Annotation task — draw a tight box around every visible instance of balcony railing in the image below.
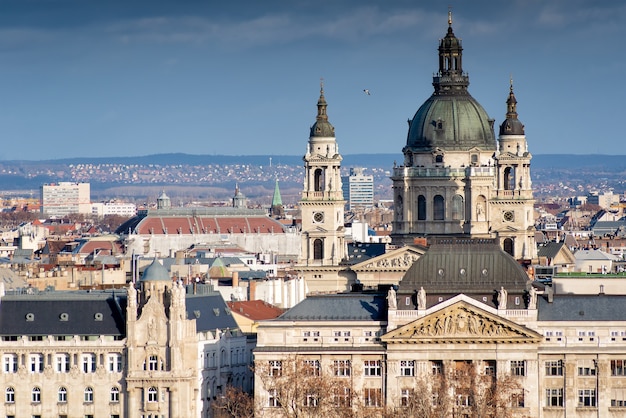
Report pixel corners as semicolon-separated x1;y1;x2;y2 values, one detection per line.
392;166;495;178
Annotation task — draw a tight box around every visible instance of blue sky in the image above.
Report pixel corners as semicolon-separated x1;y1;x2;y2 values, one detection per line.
0;0;623;160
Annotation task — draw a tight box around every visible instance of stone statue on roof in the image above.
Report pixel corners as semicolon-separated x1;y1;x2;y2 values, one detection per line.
387;287;397;310
418;286;426;309
498;286;508;309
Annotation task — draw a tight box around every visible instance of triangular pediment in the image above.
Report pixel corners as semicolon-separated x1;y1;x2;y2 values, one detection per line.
382;301;542;344
352;245;426;271
494;225;519;233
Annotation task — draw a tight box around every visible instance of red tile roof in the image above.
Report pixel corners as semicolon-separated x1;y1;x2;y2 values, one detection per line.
227;300;284;321
135;215;285;235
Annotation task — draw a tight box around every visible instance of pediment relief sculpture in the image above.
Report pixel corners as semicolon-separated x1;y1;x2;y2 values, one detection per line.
384;303;541;344
363;252;420;269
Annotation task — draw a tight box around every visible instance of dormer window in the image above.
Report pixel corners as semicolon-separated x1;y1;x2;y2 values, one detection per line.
435;155;444;164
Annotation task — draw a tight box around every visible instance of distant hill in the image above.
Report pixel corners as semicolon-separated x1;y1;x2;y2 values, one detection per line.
17;153;625;170
0;154;622;198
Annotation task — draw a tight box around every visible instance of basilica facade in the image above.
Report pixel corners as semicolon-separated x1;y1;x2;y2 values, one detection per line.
391;12;536;263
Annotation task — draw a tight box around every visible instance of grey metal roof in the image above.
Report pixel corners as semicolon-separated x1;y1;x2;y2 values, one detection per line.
538;294;626;321
276;293;387;321
0;291;126;336
537;242;565;259
185;293;239;332
399;238;529;294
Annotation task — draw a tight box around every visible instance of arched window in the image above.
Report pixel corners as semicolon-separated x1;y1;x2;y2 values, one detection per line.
434;195;445;220
452;195;464;220
313;239;323;260
417;195;426;220
314;168;324;192
504;167;515;190
5;387;14;403
32;387;41;403
58;387;67;403
503;238;514;256
84;387;93;403
148;387;158;403
110;387;120;403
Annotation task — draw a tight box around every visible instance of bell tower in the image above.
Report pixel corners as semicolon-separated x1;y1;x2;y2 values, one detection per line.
299;81;346;265
491;80;537;261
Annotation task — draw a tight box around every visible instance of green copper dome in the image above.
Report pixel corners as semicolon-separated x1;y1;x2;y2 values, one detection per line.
404;12;496;153
406;95;495;151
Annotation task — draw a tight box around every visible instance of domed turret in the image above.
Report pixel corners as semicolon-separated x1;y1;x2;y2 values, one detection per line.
499;80;525;136
404;11;496;153
141;258;170;282
309;83;335;138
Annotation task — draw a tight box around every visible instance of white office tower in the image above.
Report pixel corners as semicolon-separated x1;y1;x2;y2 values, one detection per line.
40;182;91;218
342;167;374;212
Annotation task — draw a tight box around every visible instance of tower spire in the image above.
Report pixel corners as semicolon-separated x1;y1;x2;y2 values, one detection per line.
316;77;328;122
434;9;468;95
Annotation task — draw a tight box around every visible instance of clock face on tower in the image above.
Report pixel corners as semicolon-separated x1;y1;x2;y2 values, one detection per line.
313;212;325;223
503;211;514;222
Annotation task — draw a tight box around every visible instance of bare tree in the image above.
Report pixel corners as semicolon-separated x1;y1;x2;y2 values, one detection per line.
212;385;254;418
255;355;387;418
393;361;523;418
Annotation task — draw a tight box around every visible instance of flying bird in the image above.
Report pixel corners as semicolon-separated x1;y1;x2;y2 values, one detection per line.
363;89;371;95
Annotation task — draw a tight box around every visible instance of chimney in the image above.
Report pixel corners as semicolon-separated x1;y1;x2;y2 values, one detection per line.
249;280;257;300
232;271;239;288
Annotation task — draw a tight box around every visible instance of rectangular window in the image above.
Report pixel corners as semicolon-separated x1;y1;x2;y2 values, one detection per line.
334;360;351;377
148;355;158;371
611;360;626;376
334;387;351;408
30;354;44;373
510;360;526;376
545;360;563;376
578;389;596;407
3;354;17;373
484;360;496;376
269;360;282;377
268;389;280;407
611;388;626;407
82;354;96;373
363;388;382;407
400;360;415;376
303;360;320;376
546;388;564;407
108;354;122;372
401;388;413;407
456;393;471;407
304;392;318;407
431;360;443;375
364;360;381;376
512;391;525;408
578;360;597;376
56;354;70;373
